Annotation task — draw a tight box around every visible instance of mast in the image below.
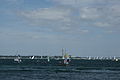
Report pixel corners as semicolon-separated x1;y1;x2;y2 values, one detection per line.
62;48;64;59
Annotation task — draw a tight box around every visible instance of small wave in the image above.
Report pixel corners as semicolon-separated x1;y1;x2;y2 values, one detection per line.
76;67;120;71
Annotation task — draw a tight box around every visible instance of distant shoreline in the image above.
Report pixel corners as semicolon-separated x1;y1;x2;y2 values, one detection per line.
0;55;120;60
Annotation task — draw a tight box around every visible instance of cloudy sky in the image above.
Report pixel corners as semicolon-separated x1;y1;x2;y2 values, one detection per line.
0;0;120;56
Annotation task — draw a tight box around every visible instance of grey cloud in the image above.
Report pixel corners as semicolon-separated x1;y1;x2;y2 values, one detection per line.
20;7;89;34
19;0;120;35
20;8;71;21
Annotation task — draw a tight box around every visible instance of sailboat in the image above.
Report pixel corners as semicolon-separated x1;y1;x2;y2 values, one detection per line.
14;55;22;63
59;48;71;66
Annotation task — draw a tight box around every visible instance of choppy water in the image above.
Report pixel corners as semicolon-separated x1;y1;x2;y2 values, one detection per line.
0;65;120;80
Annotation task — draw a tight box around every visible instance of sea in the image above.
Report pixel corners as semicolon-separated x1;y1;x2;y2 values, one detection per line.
0;59;120;80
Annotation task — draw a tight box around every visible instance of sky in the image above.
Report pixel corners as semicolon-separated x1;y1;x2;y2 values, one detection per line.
0;0;120;56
